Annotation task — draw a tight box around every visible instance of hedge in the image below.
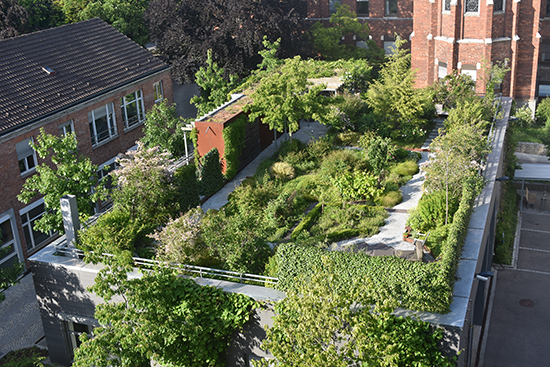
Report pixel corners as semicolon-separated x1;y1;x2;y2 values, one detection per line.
276;176;482;314
200;148;224;197
222;116;247;180
174;163;200;213
290;203;323;240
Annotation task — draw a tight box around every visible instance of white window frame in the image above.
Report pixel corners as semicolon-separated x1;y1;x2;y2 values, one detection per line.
461;64;477;85
58;120;75;137
153;81;164;102
0;211;23;269
89;103;117;147
20;199;55;252
438;62;448;80
16;138;38;176
121;90;145;130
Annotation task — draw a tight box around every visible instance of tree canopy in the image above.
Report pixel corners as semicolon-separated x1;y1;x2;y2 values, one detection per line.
145;0;312;83
18;129;105;233
254;259;454;367
311;3;383;63
0;0;28;39
73;266;256;367
243;56;329;139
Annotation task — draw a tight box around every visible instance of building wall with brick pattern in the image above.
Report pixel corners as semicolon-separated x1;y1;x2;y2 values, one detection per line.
0;69;172;265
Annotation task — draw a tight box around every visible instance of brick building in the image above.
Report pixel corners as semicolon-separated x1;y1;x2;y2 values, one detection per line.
307;0;550;108
0;18;172;269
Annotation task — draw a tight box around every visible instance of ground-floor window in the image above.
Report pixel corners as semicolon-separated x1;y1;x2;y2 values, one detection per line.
0;212;22;269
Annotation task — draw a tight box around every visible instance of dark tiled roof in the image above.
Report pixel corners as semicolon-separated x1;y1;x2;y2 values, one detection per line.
0;18;169;135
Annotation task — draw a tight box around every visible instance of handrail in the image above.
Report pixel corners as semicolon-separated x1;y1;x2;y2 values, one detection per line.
54;243;278;286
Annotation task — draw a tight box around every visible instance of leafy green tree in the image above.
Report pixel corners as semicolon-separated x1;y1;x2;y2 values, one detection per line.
110;142;178;226
362;135;397;187
18;0;63;30
202;208;271;274
421;123;488;225
58;0;149;45
244;56;329;140
431;70;477;111
254;259;454;367
536;97;550;128
18;128;105;233
190;49;238;117
310;3;383;62
0;251;24;302
365;36;432;141
141;100;189;157
73;266;256;367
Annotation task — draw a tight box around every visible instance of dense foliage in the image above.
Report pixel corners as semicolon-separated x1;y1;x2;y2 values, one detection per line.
191;49;238;117
145;0;311;83
365;37;433;142
243;56;330;139
310;4;383;63
173;163;200;213
222;116;247;180
73;267;256;367
0;0;28;39
200;148;224;196
141;100;190;158
255;261;454;367
18;128;105;233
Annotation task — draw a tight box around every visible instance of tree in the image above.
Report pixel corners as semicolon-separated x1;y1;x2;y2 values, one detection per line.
365;36;432;141
0;248;24;302
0;0;28;39
57;0;149;45
18;128;104;234
310;3;383;62
145;0;312;83
140;100;189;157
243;56;329;140
254;259;454;367
190;49;238;117
421;122;488;225
73;266;256;367
110;142;177;225
18;0;63;31
362;135;397;187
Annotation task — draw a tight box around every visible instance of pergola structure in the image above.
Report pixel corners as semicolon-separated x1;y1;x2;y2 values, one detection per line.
515;163;550;210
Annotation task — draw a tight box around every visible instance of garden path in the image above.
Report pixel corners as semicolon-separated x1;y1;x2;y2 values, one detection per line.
331;151;429;253
201;120;330;211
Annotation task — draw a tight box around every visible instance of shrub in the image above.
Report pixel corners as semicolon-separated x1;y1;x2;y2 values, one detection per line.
514;105;534;128
291;202;322;240
151;207;210;266
270;161;296;181
334;131;362;146
318;149;368;177
330;171;382;201
200;148;224;196
222;116;246;180
536;97;550;128
173;163;200;213
306;137;333;162
377;190;403;207
424;224;449;259
407;191;459;232
392;161;419;176
79;208;150;261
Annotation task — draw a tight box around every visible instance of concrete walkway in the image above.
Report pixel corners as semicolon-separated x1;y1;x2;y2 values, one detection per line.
202;120;330;211
331;152;428;253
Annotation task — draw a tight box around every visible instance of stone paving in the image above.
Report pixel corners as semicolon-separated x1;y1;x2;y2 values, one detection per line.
0;273;44;359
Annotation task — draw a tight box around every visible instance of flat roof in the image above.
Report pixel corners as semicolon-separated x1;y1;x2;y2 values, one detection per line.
514;163;550;181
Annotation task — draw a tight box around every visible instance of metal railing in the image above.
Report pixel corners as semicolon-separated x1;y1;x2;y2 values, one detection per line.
54;243;278;286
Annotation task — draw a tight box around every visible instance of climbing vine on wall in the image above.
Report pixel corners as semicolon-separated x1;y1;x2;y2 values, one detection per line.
222;116;247;180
